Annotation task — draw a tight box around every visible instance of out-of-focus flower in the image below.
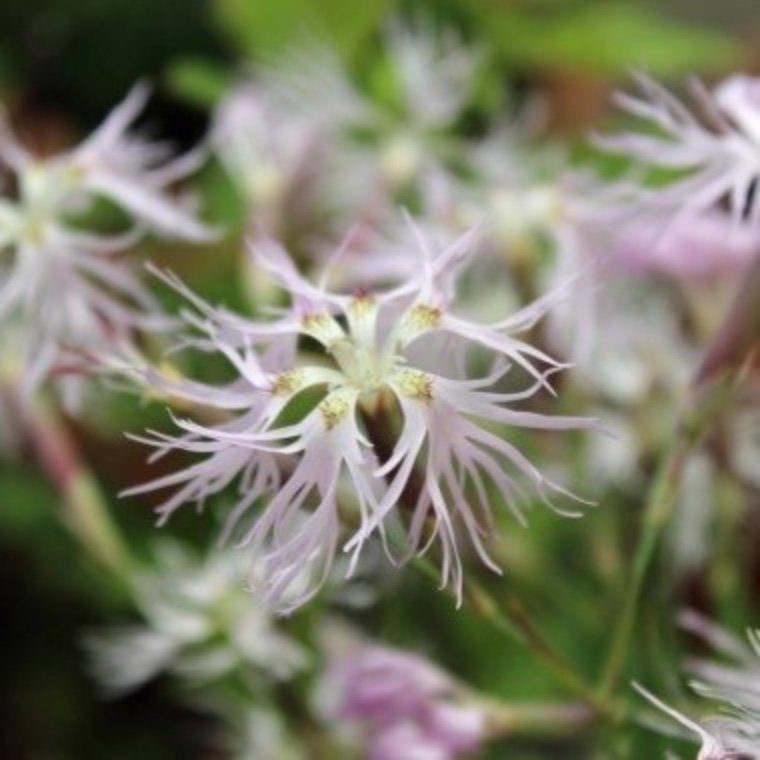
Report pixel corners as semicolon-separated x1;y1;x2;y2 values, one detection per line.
259;24;477;207
125;221;594;613
635;612;760;758
325;640;486;760
0;85;217;405
229;707;306;760
84;542;307;696
611;209;759;281
563;278;695;404
448;119;627;365
211;79;343;243
597;73;760;229
634;683;731;760
456;120;565;260
0;84;217;241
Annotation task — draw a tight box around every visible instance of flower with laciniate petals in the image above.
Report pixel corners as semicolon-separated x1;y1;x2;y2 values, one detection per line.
125;220;595;613
635;611;760;759
85;542;306;696
597;73;760;229
0;84;217;405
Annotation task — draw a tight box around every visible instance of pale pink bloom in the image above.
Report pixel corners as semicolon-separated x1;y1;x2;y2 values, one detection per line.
385;22;477;131
449;121;625;365
635;612;760;758
211;79;347;242
128;222;594;612
611;209;759;280
85;542;306;696
348;22;476;197
1;84;217;241
329;644;486;760
259;27;476;206
633;683;731;760
597;73;760;229
0;85;217;404
0;226;168;407
680;611;760;757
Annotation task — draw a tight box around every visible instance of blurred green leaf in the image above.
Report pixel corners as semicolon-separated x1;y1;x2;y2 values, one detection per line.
0;466;54;537
164;57;232;107
480;2;739;76
213;0;397;59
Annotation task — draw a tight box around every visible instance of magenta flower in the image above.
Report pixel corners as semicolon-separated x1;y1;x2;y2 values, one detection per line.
329;643;486;760
126;222;594;613
597;73;760;228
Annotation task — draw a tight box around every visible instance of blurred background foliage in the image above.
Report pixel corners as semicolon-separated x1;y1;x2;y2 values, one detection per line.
0;1;758;758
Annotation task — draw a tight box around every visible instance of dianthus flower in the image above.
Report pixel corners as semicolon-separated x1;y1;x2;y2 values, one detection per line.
0;84;216;403
597;73;760;228
327;642;487;760
125;222;595;613
258;24;477;203
611;208;759;281
85;542;306;696
635;611;760;759
211;76;345;243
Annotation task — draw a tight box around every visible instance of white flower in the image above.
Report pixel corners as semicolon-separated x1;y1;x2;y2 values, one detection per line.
635;612;760;759
0;85;217;403
125;220;595;614
85;542;307;696
597;73;760;229
211;79;344;240
257;25;477;203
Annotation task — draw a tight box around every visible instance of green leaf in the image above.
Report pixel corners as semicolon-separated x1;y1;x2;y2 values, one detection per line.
164;57;233;107
212;0;397;59
481;2;739;76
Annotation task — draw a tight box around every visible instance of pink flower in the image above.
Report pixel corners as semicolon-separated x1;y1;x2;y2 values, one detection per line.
0;85;217;404
330;644;486;760
611;209;759;280
635;611;760;758
127;221;595;613
211;79;346;242
597;73;760;228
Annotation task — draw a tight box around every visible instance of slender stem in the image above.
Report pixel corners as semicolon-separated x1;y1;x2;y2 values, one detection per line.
21;395;135;577
483;700;594;738
598;253;760;700
598;369;742;700
360;397;614;716
409;525;613;713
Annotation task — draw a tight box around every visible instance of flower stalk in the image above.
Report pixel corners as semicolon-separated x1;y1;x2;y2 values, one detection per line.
597;253;760;701
21;396;134;577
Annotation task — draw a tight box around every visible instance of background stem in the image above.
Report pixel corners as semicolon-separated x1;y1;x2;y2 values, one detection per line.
21;395;135;577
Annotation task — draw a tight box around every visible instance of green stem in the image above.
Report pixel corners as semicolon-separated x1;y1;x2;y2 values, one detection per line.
483;700;594;738
22;396;135;578
597;372;738;701
361;398;613;717
412;554;616;718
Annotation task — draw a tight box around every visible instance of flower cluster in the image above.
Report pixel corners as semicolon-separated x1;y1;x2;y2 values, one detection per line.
0;85;215;407
125;222;594;613
210;24;478;258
